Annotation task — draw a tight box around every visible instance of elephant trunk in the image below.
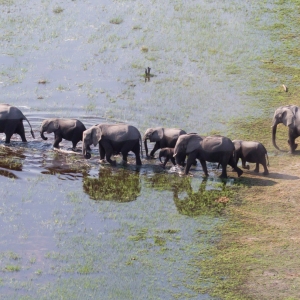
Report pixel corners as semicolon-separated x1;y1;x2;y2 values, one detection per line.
82;141;91;159
272;121;285;152
40;129;48;140
144;139;149;157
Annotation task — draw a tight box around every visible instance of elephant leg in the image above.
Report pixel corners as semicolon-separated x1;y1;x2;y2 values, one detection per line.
288;129;298;153
170;156;176;166
4;120;18;143
161;157;169;168
199;159;208;177
219;161;228;178
15;122;27;142
228;156;243;177
131;141;142;166
262;161;269;175
104;144;116;166
149;142;160;157
241;158;249;170
99;144;106;160
53;134;62;149
253;162;259;173
71;137;80;151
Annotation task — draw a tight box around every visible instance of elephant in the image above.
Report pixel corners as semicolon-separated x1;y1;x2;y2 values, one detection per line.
173;134;243;178
143;127;186;157
272;105;300;153
0;103;35;143
158;147;192;168
82;123;142;166
233;140;269;175
159;147;176;168
40;118;88;151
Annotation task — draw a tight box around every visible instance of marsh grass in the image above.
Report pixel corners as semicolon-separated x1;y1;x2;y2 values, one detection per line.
53;7;64;14
109;17;123;25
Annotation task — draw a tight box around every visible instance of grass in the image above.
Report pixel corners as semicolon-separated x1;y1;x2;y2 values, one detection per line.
109;17;123;25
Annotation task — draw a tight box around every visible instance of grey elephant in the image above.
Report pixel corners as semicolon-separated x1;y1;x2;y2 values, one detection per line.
40;118;87;151
82;123;142;166
0;103;35;143
159;147;191;168
159;147;176;168
143;127;186;157
233;140;269;175
272;105;300;153
174;134;243;178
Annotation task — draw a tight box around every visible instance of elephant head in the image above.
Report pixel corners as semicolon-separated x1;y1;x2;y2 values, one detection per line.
40;119;59;140
173;134;202;164
272;105;298;151
82;125;102;159
143;127;164;156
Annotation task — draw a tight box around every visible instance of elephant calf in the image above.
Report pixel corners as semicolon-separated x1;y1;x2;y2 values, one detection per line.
233;140;269;175
159;148;176;168
40;118;87;151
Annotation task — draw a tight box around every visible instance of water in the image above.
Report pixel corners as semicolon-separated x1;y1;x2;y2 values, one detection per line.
0;0;278;298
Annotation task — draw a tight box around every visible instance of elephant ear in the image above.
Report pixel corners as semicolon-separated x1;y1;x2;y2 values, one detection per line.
92;126;102;146
47;119;59;133
186;135;202;153
150;128;164;142
232;140;242;152
282;108;295;127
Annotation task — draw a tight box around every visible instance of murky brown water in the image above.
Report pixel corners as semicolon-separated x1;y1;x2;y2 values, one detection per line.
0;0;278;298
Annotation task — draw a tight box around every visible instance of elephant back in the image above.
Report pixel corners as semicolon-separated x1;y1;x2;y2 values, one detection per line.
202;135;234;153
101;124;141;141
164;128;186;140
0;104;24;120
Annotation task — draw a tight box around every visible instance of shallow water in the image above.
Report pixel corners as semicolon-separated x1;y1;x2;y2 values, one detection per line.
0;0;278;298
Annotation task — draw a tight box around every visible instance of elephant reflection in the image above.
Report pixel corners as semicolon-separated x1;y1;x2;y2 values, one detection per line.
173;178;231;216
83;168;141;202
41;152;89;179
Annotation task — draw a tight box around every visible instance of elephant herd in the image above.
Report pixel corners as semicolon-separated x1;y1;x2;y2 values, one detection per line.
0;103;298;178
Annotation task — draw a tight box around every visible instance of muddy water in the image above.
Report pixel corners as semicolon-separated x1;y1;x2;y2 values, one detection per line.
0;0;275;298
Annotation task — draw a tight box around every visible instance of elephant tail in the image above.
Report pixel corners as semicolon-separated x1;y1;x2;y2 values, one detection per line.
139;133;143;158
24;116;35;139
266;152;270;167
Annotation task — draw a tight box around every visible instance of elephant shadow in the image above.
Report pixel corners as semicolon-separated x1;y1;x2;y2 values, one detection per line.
83;168;141;202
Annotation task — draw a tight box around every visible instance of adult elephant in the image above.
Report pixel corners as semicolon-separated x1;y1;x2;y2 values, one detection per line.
233;140;269;175
40;118;87;151
272;105;300;153
0;103;35;143
82;123;142;166
174;134;243;178
143;127;186;157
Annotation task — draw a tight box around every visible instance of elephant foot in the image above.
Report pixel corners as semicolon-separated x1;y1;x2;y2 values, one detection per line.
263;171;269;176
236;168;243;177
121;160;128;166
71;147;77;152
253;169;259;173
84;153;91;159
219;174;228;179
110;160;117;167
